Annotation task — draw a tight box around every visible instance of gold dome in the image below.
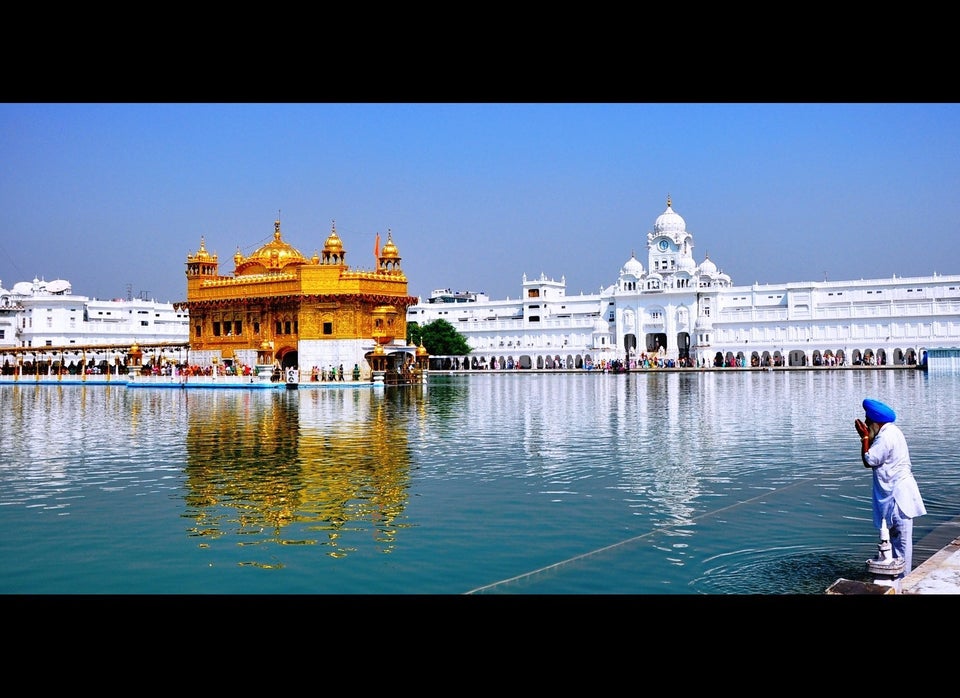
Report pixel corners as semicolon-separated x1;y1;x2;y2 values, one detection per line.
324;228;344;253
237;219;307;274
380;231;399;259
187;236;217;263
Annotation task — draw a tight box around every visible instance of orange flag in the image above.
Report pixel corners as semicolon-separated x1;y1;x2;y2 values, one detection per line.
374;232;381;259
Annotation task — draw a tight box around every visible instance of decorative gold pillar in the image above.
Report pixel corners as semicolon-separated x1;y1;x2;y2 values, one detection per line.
255;340;275;382
128;343;142;379
416;340;429;384
371;343;386;384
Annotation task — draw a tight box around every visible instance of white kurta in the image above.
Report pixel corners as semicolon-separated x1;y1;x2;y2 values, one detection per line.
863;422;927;527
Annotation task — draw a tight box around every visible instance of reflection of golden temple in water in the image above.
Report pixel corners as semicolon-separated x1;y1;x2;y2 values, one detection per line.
182;389;414;561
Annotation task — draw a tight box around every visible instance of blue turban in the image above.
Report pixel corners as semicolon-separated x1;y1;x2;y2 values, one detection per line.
863;398;896;423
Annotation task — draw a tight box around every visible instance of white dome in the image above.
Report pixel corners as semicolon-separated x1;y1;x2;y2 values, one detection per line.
698;256;718;275
678;256;697;272
621;255;644;276
653;196;686;235
47;279;71;294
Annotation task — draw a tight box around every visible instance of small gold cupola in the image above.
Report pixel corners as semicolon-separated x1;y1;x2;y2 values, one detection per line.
322;220;346;265
186;236;219;277
377;229;402;273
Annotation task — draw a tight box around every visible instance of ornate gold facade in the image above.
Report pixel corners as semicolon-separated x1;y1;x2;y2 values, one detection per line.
178;220;418;367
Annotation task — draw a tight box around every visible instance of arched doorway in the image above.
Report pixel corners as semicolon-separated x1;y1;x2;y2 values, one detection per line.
278;349;298;369
676;332;690;361
646;333;667;354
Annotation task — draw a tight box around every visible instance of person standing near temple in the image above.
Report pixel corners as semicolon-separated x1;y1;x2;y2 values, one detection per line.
855;398;927;577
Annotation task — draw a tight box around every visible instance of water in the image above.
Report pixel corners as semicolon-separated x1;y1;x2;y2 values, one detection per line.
2;369;958;595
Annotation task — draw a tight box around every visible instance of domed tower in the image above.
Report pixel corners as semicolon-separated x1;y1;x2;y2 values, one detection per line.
618;252;644;293
646;195;695;284
698;254;718;280
186;236;218;276
321;221;346;266
377;230;402;273
185;237;221;299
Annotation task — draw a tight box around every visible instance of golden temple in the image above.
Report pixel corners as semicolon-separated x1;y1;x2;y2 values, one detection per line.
177;218;420;379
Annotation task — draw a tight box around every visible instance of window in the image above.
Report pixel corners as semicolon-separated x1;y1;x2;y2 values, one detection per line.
195;325;202;337
140;321;149;327
323;322;332;335
213;322;221;336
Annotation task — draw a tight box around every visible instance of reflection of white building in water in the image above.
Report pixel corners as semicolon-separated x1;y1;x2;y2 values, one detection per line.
0;277;189;370
407;196;960;369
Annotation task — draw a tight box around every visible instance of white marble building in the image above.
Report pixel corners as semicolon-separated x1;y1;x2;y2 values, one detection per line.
0;277;189;370
407;197;960;369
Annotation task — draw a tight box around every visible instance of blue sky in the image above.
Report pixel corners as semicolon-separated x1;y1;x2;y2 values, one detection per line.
1;103;958;303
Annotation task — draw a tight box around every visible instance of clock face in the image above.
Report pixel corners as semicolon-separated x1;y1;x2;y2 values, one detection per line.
658;239;669;252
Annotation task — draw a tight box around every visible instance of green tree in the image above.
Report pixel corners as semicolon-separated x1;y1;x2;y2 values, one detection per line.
406;321;421;346
414;319;471;356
